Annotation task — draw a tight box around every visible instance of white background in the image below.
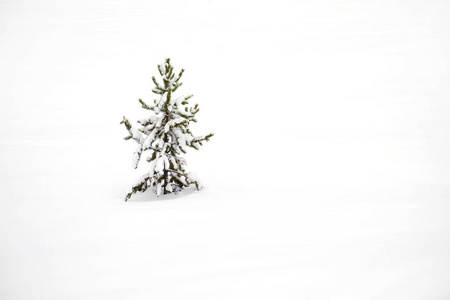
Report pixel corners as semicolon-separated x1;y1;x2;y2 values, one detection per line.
1;0;450;299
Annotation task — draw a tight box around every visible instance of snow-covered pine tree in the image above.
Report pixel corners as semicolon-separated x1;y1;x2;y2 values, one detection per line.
120;58;213;201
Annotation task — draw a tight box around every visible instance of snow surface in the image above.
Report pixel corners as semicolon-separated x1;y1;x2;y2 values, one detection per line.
1;0;450;299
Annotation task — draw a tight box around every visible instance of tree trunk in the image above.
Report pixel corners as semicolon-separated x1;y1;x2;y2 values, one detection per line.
163;169;168;194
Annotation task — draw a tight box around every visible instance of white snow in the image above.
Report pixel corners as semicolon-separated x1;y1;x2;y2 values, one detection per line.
187;172;199;182
131;173;149;187
156;181;162;196
154;156;165;173
132;151;140;169
130;127;142;140
187;172;202;189
1;0;450;299
142;129;157;149
163;155;170;170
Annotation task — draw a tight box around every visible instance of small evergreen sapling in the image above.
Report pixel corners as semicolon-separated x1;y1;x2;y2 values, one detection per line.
120;58;213;201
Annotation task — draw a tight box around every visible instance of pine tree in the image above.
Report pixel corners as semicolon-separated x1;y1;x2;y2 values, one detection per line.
120;58;213;201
